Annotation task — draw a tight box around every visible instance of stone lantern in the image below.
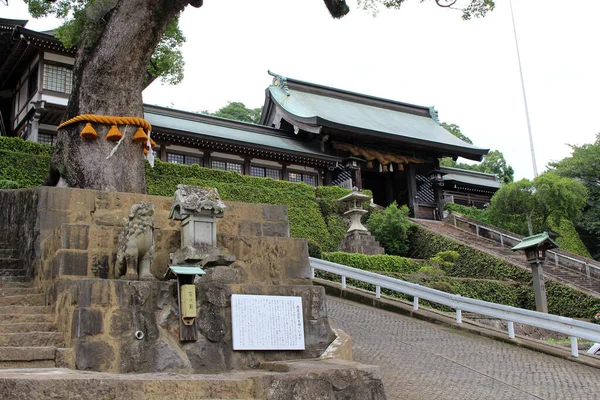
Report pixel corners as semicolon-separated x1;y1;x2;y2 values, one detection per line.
511;232;558;313
337;188;384;255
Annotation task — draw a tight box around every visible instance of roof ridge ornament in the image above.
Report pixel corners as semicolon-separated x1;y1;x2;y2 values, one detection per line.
429;106;441;125
268;70;290;96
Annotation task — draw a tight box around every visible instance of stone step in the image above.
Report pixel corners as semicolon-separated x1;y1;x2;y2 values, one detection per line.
0;286;41;296
0;346;56;369
0;249;16;258
0;314;54;323
0;332;64;347
0;268;26;277
0;258;23;270
0;322;57;333
0;281;33;289
0;305;50;315
0;294;45;307
0;276;31;285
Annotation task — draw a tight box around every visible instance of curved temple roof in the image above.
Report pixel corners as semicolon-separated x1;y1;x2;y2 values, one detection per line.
261;74;489;161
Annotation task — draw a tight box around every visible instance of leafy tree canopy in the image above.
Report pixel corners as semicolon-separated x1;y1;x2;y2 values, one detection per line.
204;102;262;124
440;123;514;184
549;133;600;258
487;172;587;236
24;0;186;85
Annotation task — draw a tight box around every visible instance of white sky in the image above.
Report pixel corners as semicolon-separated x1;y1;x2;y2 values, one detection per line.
4;0;600;180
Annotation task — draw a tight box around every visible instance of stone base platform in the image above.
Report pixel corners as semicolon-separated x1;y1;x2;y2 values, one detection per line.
0;359;386;400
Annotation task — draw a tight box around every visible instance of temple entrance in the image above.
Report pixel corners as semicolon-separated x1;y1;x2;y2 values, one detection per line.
362;169;409;209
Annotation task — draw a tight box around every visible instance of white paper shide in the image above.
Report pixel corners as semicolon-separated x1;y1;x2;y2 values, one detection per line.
231;294;305;350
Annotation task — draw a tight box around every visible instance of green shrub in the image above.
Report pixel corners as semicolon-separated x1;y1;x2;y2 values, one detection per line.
0;150;51;188
0;180;21;189
409;226;531;282
444;203;490;224
553;219;591;258
323;252;424;274
0;137;53;156
307;240;323;259
367;202;413;256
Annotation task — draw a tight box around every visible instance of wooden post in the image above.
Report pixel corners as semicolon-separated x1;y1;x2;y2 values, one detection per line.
406;163;418;217
177;274;198;341
354;167;363;190
203;151;212;169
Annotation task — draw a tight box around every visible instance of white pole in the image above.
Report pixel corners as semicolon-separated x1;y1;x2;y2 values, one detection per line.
509;0;538;177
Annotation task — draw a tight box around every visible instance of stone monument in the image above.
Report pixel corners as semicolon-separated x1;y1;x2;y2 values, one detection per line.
338;188;384;255
115;202;156;280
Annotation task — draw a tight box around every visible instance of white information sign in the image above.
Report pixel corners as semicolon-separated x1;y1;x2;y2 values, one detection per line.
231;294;305;351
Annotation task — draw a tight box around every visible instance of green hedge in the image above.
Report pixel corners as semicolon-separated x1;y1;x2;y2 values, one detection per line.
444;203;490;224
0;137;53;156
323;251;425;274
409;226;532;282
0;149;51;188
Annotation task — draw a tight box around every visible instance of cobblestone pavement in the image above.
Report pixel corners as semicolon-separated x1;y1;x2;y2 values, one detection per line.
326;296;600;400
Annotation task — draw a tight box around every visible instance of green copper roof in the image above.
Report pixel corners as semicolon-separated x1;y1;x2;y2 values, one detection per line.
144;107;339;163
511;232;559;251
264;76;489;161
442;173;500;189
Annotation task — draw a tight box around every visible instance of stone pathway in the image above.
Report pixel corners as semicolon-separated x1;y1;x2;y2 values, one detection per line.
327;296;600;400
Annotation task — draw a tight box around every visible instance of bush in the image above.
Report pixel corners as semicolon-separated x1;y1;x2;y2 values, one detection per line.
367;202;413;256
307;240;323;259
0;180;21;189
323;252;425;274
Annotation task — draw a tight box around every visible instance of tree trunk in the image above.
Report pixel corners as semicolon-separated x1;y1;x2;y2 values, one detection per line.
51;0;189;193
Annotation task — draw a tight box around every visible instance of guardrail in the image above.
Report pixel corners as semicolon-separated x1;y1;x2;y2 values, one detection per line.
450;214;600;279
310;257;600;357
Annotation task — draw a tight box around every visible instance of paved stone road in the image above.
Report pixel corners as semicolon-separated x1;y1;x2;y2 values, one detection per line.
326;296;600;400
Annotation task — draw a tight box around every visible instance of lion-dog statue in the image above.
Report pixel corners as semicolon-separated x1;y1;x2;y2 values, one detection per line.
115;202;155;280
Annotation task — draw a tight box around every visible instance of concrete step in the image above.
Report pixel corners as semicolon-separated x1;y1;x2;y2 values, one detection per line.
0;306;50;315
0;322;57;333
0;346;55;369
0;286;41;296
0;332;64;347
0;314;54;323
0;294;45;307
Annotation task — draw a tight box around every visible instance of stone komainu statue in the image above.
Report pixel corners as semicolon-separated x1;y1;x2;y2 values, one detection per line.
115;202;155;280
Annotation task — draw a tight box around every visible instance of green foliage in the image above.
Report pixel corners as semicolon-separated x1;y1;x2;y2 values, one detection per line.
26;0;186;85
429;250;460;268
207;102;263;124
488;173;587;235
357;0;495;19
553;219;592;258
323;252;425;274
550;136;600;259
0;180;21;189
409;226;532;282
367;202;413;256
307;240;323;259
0;138;52;188
0;137;53;156
444;203;490;224
146;16;185;85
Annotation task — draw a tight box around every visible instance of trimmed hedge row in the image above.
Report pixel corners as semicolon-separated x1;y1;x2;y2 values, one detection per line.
0;149;51;188
409;226;532;282
323;251;426;274
0;137;53;156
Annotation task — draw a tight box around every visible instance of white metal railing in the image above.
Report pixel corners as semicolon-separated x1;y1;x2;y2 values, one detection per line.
310;257;600;357
450;214;600;278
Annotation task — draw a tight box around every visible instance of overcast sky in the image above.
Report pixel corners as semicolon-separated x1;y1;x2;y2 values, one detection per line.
5;0;600;180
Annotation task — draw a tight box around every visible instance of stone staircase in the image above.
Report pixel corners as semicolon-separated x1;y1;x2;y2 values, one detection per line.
413;219;600;296
0;244;64;369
